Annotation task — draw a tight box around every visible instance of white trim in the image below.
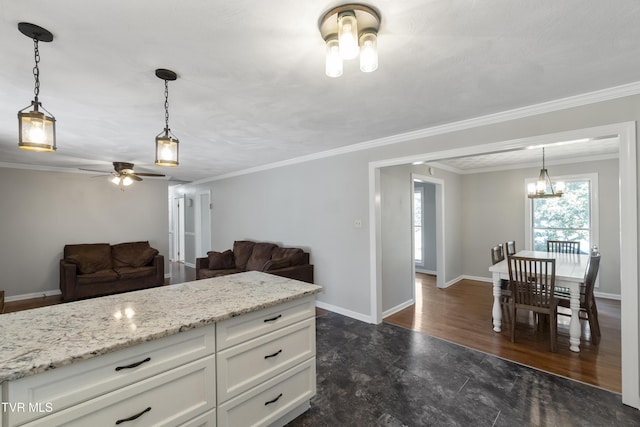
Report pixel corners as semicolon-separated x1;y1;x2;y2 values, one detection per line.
369;121;638;408
5;289;61;302
443;275;465;288
315;301;372;323
382;299;415;319
594;291;621;301
191;82;640;184
416;268;437;275
462;275;493;283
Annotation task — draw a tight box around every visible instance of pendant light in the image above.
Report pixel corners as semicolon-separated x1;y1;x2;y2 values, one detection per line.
155;69;179;167
527;148;565;198
17;23;56;152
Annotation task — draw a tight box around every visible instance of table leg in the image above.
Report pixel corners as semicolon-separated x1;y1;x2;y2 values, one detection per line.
569;285;581;352
492;275;502;332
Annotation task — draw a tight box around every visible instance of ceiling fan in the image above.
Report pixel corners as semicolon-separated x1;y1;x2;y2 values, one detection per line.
80;162;165;187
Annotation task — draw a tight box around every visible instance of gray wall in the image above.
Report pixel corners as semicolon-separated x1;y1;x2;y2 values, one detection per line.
0;167;169;298
461;158;621;294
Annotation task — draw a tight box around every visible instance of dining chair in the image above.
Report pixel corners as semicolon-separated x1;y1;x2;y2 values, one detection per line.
507;256;558;352
547;240;581;254
491;244;505;265
505;240;516;256
556;254;601;344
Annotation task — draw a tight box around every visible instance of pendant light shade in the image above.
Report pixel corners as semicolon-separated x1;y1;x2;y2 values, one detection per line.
337;11;359;60
527;148;564;198
359;31;378;72
325;36;343;78
17;23;56;152
154;69;179;167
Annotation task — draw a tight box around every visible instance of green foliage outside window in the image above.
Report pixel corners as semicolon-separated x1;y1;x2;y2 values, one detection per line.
532;181;590;253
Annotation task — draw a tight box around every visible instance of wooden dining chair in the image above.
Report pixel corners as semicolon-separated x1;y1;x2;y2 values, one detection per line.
507;256;558;352
491;244;505;265
556;254;601;344
547;240;581;254
505;240;516;256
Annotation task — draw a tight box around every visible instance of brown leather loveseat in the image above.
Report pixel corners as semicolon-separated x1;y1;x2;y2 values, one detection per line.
196;240;314;283
60;241;164;301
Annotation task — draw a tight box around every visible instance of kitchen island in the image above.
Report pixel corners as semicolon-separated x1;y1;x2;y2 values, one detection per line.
0;271;322;426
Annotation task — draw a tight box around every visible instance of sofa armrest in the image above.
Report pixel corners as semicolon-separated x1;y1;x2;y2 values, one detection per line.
267;264;314;284
152;254;165;285
195;257;209;279
59;260;78;301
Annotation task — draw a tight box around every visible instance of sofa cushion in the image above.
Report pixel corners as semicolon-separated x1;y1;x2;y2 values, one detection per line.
115;266;156;280
233;241;256;270
271;247;306;266
246;243;277;271
64;243;112;274
77;269;119;285
207;250;235;270
263;257;291;271
198;268;243;279
112;241;157;268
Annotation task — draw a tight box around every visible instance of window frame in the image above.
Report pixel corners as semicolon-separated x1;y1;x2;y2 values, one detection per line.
524;172;599;256
413;185;424;266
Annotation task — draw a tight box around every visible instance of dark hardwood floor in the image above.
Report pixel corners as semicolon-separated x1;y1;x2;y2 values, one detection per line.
384;273;622;393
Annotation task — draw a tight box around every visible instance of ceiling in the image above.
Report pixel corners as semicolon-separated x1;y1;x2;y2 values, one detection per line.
1;1;639;183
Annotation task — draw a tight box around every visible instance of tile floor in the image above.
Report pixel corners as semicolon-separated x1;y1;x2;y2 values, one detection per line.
288;311;640;427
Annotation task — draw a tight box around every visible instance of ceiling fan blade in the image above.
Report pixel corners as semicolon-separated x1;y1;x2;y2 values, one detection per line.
128;173;143;182
79;168;111;174
134;172;166;177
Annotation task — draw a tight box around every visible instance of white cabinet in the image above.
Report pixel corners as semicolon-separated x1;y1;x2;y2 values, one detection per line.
216;295;316;427
2;326;216;427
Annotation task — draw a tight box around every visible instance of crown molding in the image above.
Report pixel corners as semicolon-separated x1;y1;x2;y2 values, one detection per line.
193;80;640;184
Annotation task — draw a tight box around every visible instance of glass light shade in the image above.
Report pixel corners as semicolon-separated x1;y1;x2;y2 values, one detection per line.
111;176;121;185
18;103;56;152
325;37;343;77
527;182;536;196
122;176;133;186
555;181;565;194
155;130;179;167
359;32;378;72
338;12;359;60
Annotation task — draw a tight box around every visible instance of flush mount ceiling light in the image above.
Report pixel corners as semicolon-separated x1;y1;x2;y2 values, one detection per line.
318;4;381;77
527;148;565;198
154;69;179;167
17;22;56;152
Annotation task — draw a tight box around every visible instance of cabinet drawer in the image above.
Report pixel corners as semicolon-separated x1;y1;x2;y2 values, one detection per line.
23;355;216;427
217;318;315;402
6;325;215;425
217;359;316;427
182;408;216;427
217;296;315;350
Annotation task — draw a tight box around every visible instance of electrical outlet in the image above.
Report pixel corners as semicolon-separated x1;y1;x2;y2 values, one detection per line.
354;219;363;228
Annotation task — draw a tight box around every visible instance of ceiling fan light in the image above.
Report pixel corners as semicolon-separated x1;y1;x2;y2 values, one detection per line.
111;176;121;185
18;105;56;152
122;176;134;186
155;131;179;167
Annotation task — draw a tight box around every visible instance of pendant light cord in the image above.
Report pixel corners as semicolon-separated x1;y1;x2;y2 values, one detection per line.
32;37;40;102
164;79;170;131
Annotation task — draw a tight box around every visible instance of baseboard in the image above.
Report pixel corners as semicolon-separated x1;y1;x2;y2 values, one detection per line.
5;289;62;303
442;275;466;288
594;291;621;300
184;262;195;268
416;268;437;275
382;299;415;318
315;300;373;324
462;275;493;283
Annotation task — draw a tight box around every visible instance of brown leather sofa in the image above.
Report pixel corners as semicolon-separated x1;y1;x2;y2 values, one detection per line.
196;240;314;283
60;241;164;301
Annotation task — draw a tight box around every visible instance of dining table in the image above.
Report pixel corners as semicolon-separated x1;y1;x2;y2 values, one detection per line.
489;250;591;352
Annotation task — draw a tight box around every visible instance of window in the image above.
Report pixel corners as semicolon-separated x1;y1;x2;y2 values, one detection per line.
529;175;597;254
414;186;424;265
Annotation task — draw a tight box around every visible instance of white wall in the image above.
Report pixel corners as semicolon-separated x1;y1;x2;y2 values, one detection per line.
0;168;169;298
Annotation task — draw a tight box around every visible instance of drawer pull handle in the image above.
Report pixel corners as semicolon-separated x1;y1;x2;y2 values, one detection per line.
115;406;151;424
265;393;283;406
115;357;151;371
264;314;282;323
264;349;283;359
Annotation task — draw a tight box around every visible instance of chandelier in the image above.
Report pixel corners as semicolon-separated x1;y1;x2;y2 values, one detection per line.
154;69;179;167
17;23;56;152
528;148;564;198
318;4;381;77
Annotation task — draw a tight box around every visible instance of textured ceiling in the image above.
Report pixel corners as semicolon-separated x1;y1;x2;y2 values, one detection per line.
1;1;639;182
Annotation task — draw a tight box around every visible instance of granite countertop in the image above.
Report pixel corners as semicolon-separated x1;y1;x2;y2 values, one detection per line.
0;271;322;383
